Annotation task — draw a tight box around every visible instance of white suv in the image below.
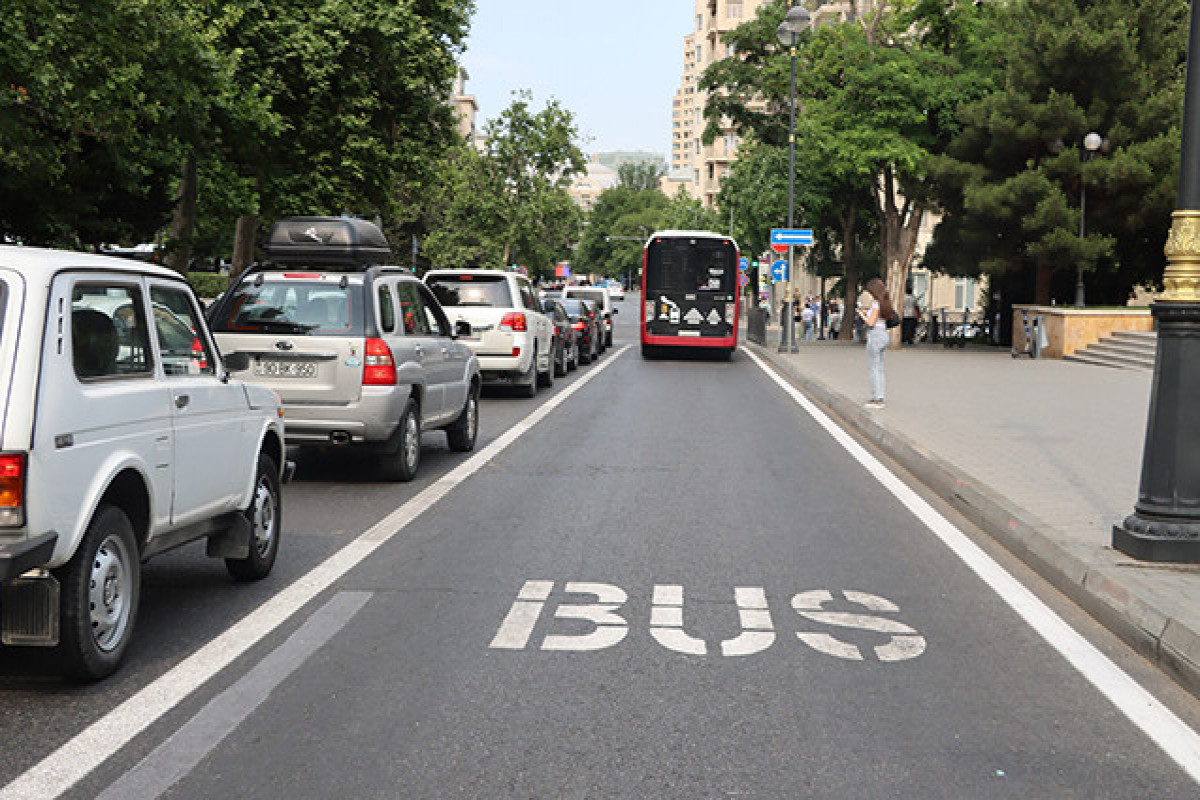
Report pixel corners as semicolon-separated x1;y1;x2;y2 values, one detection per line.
425;269;555;396
0;246;289;681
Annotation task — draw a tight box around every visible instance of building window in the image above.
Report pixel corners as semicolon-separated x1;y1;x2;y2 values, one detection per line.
728;2;743;19
912;271;929;308
954;278;977;311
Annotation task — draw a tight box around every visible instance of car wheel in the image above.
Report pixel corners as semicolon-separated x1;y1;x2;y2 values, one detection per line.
226;453;282;582
537;342;554;388
567;340;579;371
606;331;613;347
379;398;421;482
553;338;567;377
446;385;479;452
517;347;538;397
579;340;592;365
56;505;140;682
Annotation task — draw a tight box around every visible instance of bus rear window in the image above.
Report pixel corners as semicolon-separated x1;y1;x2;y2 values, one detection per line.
427;275;513;308
646;239;736;293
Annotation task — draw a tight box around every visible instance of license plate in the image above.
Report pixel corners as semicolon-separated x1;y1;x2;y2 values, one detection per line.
253;360;316;378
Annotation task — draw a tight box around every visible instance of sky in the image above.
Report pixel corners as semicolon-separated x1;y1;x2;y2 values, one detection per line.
461;0;694;158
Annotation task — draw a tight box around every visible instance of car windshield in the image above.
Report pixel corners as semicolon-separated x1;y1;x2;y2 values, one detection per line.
211;280;364;335
427;275;513;308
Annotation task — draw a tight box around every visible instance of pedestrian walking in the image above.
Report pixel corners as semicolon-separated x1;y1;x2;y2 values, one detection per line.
857;277;894;409
801;302;816;341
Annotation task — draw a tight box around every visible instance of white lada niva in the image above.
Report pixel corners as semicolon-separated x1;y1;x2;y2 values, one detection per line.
0;246;290;681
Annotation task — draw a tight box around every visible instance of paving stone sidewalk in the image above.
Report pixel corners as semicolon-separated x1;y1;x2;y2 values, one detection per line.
747;331;1200;697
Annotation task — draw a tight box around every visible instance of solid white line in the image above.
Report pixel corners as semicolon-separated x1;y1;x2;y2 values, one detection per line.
1;347;629;800
746;349;1200;785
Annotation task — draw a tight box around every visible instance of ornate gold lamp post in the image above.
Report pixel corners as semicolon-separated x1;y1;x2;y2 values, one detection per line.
1113;2;1200;561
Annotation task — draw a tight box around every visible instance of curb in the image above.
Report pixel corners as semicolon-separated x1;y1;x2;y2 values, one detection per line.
748;341;1200;699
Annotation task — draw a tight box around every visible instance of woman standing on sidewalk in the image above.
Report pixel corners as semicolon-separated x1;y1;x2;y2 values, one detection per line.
858;277;894;409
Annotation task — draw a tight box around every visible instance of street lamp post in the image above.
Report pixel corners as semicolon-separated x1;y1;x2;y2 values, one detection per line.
1113;3;1200;561
776;3;810;354
1075;131;1104;308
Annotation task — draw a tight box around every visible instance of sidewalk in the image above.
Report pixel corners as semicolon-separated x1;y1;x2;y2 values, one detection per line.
747;328;1200;698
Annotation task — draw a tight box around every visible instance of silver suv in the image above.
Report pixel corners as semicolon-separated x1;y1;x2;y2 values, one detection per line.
0;246;289;681
208;218;481;482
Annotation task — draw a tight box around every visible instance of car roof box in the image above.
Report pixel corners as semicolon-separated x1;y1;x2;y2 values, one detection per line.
264;217;391;267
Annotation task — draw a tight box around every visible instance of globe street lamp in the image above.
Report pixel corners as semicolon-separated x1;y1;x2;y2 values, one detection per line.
776;3;810;354
1075;131;1105;308
1113;3;1200;561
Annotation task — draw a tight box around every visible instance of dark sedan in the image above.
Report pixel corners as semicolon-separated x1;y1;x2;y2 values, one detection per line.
557;297;600;365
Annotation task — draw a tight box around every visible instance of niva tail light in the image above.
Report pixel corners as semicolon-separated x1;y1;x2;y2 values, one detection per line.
363;338;397;385
0;453;26;527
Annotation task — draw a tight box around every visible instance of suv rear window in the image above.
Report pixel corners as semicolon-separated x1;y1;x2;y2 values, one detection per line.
427;275;513;308
211;280;365;335
566;289;606;308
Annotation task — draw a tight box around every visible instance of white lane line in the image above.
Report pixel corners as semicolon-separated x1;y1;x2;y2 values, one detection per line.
94;591;372;800
1;347;629;800
747;349;1200;785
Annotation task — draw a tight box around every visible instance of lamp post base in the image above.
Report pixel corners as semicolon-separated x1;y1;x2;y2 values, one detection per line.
1112;301;1200;562
1113;516;1200;562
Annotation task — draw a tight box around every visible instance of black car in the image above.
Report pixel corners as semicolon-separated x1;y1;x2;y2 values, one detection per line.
542;298;577;374
557;297;600;365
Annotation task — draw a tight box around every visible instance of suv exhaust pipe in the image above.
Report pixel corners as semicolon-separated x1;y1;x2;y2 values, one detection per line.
329;431;351;445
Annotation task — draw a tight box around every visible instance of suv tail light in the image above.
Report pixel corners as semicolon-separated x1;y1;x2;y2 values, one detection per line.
499;312;527;332
363;338;397;385
0;454;25;527
571;321;586;332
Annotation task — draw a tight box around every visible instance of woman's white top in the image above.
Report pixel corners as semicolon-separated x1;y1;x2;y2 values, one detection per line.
871;300;886;330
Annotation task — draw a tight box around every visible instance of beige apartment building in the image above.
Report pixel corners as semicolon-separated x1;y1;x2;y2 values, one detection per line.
670;0;769;206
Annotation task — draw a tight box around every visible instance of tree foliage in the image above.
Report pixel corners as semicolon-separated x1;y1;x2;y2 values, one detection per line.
422;92;586;280
927;0;1187;305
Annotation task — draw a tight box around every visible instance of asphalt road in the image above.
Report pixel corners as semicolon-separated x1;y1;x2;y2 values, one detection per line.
3;295;1200;799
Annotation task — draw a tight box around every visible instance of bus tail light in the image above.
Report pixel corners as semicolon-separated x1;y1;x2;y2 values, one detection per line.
499;312;527;332
0;454;25;527
363;338;397;385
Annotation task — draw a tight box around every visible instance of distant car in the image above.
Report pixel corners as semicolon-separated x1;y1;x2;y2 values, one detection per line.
558;297;600;365
563;285;616;347
0;246;290;681
607;281;625;302
542;298;577;375
208;217;481;483
425;269;555;396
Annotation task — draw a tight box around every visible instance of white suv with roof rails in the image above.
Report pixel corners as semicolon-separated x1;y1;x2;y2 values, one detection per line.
0;245;289;681
424;269;555;397
208;217;481;483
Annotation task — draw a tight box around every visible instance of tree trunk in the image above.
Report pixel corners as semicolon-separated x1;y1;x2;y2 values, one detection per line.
876;165;927;348
166;153;197;275
838;204;859;340
229;216;258;288
1034;260;1053;304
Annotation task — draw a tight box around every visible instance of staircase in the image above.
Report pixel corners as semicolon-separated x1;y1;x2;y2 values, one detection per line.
1064;330;1156;370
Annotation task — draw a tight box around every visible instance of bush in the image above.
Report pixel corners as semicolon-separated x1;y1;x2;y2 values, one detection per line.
187;272;228;300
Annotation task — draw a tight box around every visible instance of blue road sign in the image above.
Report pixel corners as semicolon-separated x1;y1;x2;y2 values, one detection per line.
771;259;788;282
770;228;815;246
739;256;750;271
739;272;749;288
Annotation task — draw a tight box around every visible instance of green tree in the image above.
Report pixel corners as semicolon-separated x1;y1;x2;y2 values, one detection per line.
927;0;1186;305
222;0;472;276
0;0;268;249
423;92;585;280
617;162;665;191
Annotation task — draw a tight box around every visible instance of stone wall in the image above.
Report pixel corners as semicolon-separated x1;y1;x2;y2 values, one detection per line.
1011;306;1154;358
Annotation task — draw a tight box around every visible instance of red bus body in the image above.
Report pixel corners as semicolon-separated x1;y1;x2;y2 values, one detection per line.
640;230;740;358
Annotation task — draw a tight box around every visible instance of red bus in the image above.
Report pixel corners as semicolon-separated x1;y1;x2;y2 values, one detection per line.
640;230;740;360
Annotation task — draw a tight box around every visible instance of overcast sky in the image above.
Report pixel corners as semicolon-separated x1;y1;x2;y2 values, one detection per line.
461;1;693;157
